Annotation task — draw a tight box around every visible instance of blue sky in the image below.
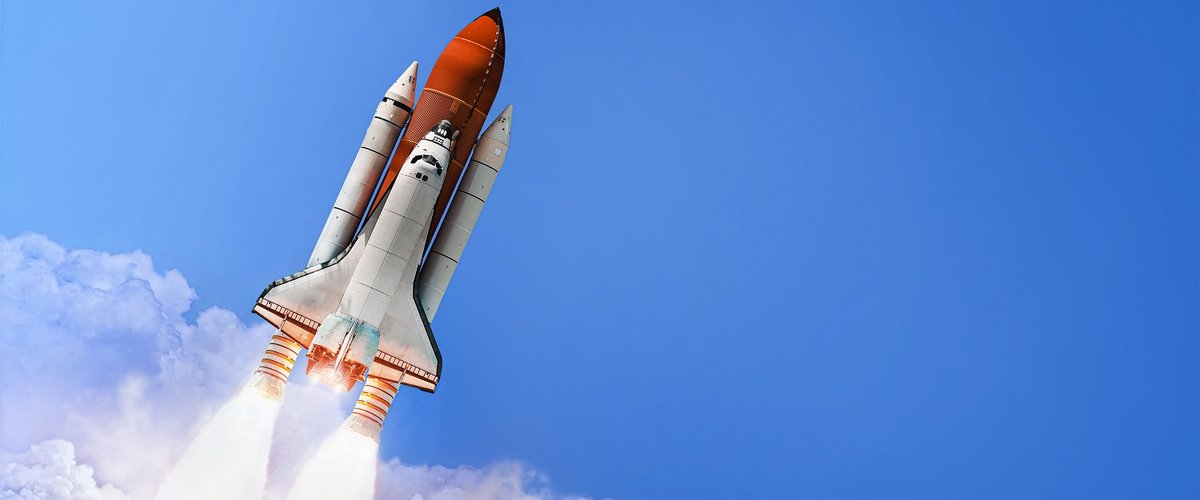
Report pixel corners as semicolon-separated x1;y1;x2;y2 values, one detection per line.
2;1;1197;498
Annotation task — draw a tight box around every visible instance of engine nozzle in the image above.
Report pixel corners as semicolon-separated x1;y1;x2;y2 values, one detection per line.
306;313;380;392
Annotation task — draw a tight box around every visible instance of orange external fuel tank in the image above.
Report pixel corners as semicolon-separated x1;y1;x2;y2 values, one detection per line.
370;8;506;243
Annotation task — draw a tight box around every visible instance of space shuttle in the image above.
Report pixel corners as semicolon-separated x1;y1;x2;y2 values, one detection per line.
245;9;509;441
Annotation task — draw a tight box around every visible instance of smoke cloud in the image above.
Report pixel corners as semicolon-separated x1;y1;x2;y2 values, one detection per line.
0;234;585;500
0;440;127;500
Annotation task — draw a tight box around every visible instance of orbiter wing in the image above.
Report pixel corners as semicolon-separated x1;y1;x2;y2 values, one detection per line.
252;190;442;392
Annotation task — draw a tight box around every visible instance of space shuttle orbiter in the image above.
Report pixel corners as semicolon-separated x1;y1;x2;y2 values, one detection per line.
244;9;509;441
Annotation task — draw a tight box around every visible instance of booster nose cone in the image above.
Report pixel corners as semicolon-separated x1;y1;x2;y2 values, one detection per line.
484;105;512;145
386;61;418;106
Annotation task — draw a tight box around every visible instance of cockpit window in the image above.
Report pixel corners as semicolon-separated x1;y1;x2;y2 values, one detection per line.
409;154;444;175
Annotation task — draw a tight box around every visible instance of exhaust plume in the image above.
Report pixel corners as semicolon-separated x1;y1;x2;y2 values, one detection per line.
155;389;281;500
284;425;379;500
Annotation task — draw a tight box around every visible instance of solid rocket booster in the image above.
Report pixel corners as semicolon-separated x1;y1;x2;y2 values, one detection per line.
308;62;418;268
248;331;303;400
343;375;400;441
305;120;455;390
417;105;511;321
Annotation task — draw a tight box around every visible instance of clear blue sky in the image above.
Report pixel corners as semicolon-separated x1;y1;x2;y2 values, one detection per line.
2;1;1197;498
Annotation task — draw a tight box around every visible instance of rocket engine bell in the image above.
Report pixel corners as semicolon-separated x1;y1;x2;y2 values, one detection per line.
308;62;419;268
306;313;379;391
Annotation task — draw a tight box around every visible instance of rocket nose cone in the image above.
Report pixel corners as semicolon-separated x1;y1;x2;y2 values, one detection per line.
401;61;418;80
482;7;505;58
453;7;505;60
484;105;512;145
483;7;502;25
387;61;419;103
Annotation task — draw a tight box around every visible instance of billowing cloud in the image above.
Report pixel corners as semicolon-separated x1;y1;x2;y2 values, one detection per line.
0;440;127;500
0;234;584;500
0;233;274;498
376;460;592;500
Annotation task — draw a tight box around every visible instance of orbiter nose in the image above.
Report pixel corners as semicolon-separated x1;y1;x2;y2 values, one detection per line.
433;119;453;139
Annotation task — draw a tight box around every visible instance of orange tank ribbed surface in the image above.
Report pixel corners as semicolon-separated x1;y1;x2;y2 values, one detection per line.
371;9;505;244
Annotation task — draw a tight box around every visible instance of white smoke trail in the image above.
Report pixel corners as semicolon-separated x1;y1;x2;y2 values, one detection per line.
0;233;588;500
284;426;378;500
154;389;281;500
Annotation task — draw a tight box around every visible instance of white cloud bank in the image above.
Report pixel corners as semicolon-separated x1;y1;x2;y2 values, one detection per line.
376;461;591;500
0;440;127;500
0;234;585;500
